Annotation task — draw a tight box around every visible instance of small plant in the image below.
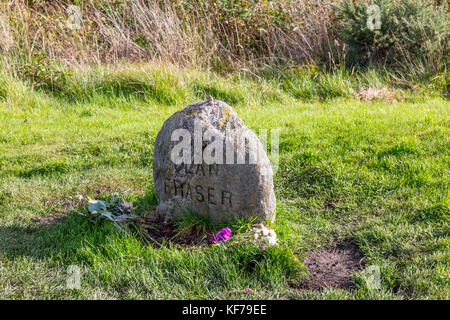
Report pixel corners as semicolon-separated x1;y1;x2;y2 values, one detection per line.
174;208;218;241
142;187;159;206
226;215;258;234
15;51;72;93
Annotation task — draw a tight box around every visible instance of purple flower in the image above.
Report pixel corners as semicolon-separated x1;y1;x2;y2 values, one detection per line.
209;228;231;243
120;201;133;214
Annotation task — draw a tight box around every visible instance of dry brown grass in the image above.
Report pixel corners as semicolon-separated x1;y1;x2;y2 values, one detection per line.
0;0;342;71
356;87;405;103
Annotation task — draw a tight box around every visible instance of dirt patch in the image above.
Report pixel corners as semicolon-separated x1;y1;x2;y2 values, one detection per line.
297;241;363;290
141;220;206;246
126;211;209;247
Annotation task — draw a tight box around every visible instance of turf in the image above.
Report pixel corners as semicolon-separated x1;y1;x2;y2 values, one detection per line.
0;64;448;299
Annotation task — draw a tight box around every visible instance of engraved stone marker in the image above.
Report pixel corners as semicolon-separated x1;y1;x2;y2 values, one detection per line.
153;99;275;222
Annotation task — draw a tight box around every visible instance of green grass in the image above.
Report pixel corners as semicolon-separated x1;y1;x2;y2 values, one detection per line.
0;64;448;299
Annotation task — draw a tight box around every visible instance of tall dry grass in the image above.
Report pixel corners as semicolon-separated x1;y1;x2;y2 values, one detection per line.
0;0;342;72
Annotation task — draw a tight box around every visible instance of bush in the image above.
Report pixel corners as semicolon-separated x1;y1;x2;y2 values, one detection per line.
333;0;449;78
15;51;72;93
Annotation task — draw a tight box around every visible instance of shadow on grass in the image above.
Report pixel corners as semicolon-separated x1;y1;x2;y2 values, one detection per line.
0;187;160;262
0;212;110;261
0;189;306;299
0;188;247;261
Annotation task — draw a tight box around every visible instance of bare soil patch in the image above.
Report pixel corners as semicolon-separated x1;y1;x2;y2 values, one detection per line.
129;212;208;247
297;241;363;290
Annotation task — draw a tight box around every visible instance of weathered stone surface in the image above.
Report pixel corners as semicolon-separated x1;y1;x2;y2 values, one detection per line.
153;99;275;222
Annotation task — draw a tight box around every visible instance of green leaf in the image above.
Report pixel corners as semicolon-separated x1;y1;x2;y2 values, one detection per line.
86;188;95;201
88;199;108;214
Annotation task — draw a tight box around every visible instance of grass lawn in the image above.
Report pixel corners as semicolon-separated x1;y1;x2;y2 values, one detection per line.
0;64;448;299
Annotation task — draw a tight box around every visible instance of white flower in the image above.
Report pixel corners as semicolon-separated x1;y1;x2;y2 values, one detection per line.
251;225;277;246
266;233;277;245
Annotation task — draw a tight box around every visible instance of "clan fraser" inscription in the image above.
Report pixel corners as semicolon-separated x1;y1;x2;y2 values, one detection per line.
164;164;233;208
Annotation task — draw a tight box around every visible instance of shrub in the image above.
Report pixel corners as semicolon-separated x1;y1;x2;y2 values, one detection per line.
15;51;72;93
333;0;449;78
